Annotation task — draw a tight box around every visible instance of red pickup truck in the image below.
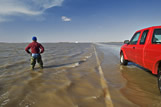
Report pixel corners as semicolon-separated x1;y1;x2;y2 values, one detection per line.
120;26;161;92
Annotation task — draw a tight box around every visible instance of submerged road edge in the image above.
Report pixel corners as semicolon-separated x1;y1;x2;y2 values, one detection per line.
93;45;114;107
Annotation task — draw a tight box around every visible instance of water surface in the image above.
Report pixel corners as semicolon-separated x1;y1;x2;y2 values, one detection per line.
0;43;160;107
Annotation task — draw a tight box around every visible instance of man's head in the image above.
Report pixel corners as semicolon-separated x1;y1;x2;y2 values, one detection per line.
32;36;37;42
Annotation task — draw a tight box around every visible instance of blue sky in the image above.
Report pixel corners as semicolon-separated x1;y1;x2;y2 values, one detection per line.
0;0;161;43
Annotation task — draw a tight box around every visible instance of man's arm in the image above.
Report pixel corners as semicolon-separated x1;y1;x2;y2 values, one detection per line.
39;44;44;54
25;44;31;54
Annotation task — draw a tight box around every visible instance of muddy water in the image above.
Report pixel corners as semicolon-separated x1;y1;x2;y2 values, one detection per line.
0;43;161;107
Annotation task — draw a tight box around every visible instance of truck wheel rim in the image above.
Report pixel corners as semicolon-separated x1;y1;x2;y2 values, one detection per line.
121;54;124;63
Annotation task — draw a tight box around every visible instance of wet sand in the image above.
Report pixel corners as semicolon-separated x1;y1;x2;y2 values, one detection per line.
0;43;161;107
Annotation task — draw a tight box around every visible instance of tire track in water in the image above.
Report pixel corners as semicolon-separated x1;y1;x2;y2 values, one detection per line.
93;45;114;107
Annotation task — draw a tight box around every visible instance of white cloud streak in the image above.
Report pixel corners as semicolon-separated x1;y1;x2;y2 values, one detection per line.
0;0;64;22
61;16;71;22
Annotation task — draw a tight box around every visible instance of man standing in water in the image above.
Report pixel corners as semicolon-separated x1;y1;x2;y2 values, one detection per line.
25;36;44;70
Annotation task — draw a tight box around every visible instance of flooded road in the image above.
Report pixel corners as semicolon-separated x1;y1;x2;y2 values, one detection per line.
0;43;161;107
97;43;161;107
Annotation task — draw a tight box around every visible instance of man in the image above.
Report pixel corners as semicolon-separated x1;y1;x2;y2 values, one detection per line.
25;36;44;70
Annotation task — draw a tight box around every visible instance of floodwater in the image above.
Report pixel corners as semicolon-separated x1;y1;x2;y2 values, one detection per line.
0;43;161;107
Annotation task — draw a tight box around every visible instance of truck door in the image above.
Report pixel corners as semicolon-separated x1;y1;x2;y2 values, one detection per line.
144;28;161;70
126;32;141;62
135;30;149;66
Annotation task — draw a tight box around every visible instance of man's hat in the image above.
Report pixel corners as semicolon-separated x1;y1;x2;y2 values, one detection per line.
32;36;37;41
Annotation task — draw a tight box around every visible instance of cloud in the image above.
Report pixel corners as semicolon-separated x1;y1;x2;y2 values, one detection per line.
0;0;64;22
61;16;71;22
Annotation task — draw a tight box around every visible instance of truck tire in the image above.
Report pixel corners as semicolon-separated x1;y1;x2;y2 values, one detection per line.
120;52;128;65
158;66;161;93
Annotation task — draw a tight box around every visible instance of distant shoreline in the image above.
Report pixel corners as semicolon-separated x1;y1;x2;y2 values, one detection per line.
100;42;124;45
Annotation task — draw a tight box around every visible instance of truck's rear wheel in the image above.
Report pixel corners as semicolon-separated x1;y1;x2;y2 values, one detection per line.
158;66;161;93
120;52;128;65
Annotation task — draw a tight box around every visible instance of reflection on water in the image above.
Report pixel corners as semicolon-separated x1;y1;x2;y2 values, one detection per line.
120;63;161;106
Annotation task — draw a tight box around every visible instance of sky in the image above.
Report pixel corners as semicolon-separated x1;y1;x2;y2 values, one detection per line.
0;0;161;43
